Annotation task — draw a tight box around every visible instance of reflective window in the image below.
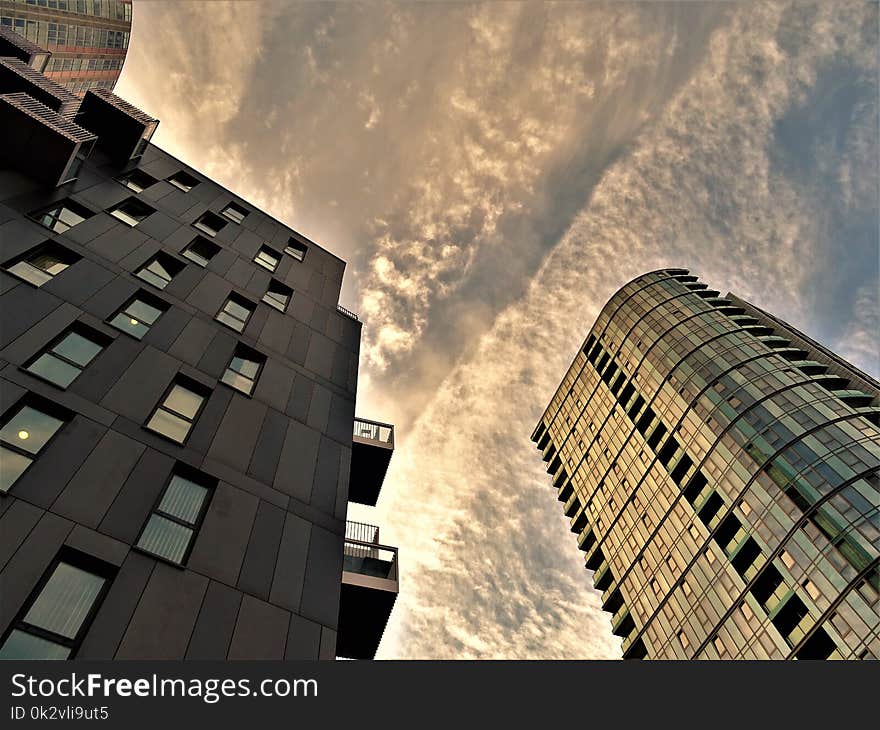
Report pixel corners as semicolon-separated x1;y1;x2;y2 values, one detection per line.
2;242;79;287
192;211;227;237
30;199;93;233
0;400;66;493
25;326;106;388
108;293;167;340
181;236;219;268
0;552;112;660
220;202;249;224
284;237;307;262
108;197;155;227
166;170;200;192
118;169;157;193
136;469;213;565
262;280;292;313
221;346;265;396
253;246;281;272
135;253;185;290
215;294;254;333
145;379;209;444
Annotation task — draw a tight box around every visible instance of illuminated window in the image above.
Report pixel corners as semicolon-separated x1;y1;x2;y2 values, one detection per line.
0;399;66;493
108;292;167;340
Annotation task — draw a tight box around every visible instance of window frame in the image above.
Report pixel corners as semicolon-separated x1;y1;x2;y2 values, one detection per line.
0;548;115;659
220;202;249;224
220;345;266;397
133;466;215;568
284;237;307;262
28;199;94;234
215;293;255;333
180;236;220;268
135;252;186;290
108;197;156;228
144;376;211;445
166;170;200;193
262;279;293;313
117;168;157;193
0;396;69;495
192;211;228;238
106;291;168;341
22;323;109;390
2;241;80;288
253;245;281;273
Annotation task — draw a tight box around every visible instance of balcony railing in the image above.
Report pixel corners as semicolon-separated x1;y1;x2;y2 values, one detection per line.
353;418;394;445
337;304;359;321
338;520;399;659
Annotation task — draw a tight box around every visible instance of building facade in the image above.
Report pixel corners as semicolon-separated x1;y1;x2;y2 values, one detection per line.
532;269;879;659
1;0;131;94
0;40;398;660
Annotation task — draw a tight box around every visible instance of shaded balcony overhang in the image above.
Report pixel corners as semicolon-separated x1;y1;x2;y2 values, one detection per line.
0;57;79;116
0;28;51;73
0;92;96;186
337;521;399;660
75;88;158;165
349;417;394;506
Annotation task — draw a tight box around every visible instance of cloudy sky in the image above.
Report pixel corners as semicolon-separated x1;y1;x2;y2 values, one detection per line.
117;1;879;659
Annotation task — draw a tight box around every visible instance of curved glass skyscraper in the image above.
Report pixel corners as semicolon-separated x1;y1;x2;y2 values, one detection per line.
532;269;879;659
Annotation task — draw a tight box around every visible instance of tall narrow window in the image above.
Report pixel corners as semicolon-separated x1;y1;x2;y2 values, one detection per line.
181;236;219;268
145;377;210;444
221;345;265;396
135;252;185;290
29;199;93;233
262;280;292;313
24;325;108;388
0;551;113;659
166;170;199;192
107;292;167;340
118;169;157;193
253;245;281;272
220;202;249;224
108;197;155;227
215;293;254;333
192;211;227;237
135;468;214;565
284;237;307;261
0;399;67;493
2;242;80;287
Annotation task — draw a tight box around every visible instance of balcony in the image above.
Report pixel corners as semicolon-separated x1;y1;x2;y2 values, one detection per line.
0;93;96;186
0;57;79;117
0;28;51;72
337;521;399;660
75;89;159;165
349;417;394;506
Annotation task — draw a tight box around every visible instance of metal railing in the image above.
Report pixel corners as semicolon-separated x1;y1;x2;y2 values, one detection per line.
353;417;394;446
343;520;398;582
336;304;359;321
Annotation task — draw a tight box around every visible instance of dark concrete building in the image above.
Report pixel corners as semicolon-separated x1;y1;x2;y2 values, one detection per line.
0;38;398;660
532;269;879;659
1;0;131;95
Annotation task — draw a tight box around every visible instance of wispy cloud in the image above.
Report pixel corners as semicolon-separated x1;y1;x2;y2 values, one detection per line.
118;1;878;658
